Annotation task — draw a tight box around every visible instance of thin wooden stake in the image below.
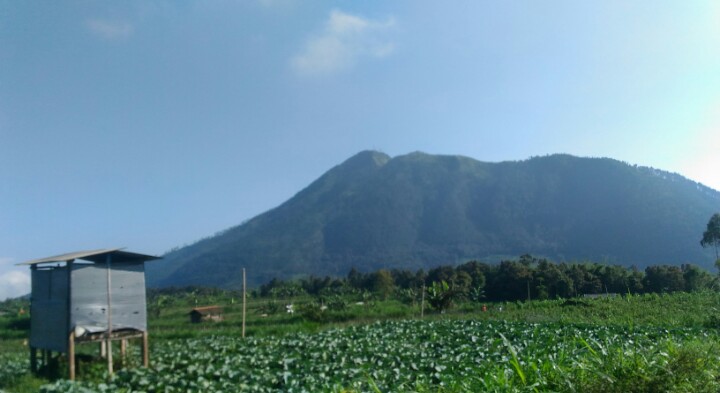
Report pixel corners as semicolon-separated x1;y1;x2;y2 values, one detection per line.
420;284;425;319
242;268;246;338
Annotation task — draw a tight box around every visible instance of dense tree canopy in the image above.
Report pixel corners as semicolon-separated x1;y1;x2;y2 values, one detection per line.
253;256;716;303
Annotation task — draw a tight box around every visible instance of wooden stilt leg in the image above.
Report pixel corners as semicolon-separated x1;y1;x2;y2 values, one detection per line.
120;339;127;368
68;331;76;381
142;331;149;368
44;350;50;377
107;337;113;375
30;347;37;374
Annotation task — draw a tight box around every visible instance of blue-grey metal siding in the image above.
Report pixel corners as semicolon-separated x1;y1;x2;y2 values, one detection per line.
30;268;69;352
70;262;147;333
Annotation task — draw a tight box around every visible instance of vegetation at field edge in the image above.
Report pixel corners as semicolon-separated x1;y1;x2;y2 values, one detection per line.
3;290;720;392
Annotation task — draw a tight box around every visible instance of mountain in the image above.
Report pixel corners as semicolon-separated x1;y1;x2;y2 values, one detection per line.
147;151;720;288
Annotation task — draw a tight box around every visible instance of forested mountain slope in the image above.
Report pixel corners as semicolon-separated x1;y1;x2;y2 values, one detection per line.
147;151;720;288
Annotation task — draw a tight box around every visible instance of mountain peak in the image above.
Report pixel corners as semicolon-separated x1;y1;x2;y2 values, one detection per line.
339;150;391;169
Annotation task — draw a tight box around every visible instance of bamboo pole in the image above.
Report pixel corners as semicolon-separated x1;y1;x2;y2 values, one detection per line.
67;260;74;379
120;339;127;368
68;331;76;380
106;254;113;376
242;268;246;338
142;331;149;367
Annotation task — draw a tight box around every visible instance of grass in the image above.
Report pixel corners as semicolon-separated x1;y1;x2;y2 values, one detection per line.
146;291;720;339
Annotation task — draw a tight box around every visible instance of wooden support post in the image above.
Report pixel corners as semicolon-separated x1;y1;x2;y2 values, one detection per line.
44;351;50;377
142;331;149;368
68;331;76;381
30;264;38;375
120;339;127;368
107;338;113;375
242;268;246;338
100;341;107;358
66;259;74;379
30;347;37;374
106;254;113;376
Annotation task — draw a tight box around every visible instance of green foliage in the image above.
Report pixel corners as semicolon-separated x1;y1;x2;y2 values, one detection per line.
298;296;354;323
397;287;420;305
30;320;720;392
643;265;685;293
468;286;485;302
426;281;459;313
369;269;395;300
704;314;720;329
701;213;720;262
5;291;720;392
317;257;713;306
325;295;348;311
0;352;30;389
257;300;282;315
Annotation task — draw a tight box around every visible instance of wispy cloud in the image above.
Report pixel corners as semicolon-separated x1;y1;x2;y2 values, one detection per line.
291;10;395;75
86;19;134;40
0;257;29;301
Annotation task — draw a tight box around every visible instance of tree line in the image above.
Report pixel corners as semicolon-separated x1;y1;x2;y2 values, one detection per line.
259;254;718;303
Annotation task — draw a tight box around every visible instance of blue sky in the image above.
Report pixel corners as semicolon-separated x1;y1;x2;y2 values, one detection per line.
2;1;719;299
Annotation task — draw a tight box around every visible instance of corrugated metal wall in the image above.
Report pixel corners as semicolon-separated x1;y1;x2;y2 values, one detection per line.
30;268;69;352
70;262;147;333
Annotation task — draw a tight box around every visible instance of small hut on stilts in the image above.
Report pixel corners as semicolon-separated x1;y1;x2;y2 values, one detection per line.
18;248;160;380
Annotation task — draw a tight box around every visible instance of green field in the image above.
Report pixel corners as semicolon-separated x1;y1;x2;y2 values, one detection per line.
2;291;720;392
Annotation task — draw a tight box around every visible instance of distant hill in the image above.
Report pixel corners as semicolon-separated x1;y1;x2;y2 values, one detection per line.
147;151;720;288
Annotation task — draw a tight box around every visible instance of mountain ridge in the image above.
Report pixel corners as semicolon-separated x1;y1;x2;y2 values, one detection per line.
147;151;720;288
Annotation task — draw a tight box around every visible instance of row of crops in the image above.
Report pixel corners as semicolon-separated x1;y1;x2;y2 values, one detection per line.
0;352;28;391
34;319;720;393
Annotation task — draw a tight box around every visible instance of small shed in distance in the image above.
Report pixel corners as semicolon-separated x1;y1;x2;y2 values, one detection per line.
18;248;160;380
190;306;224;323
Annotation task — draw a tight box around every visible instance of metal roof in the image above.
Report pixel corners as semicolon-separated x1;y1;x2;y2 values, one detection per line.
17;248;161;266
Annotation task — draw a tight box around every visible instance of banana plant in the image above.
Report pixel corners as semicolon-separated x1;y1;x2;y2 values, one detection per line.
426;280;457;313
